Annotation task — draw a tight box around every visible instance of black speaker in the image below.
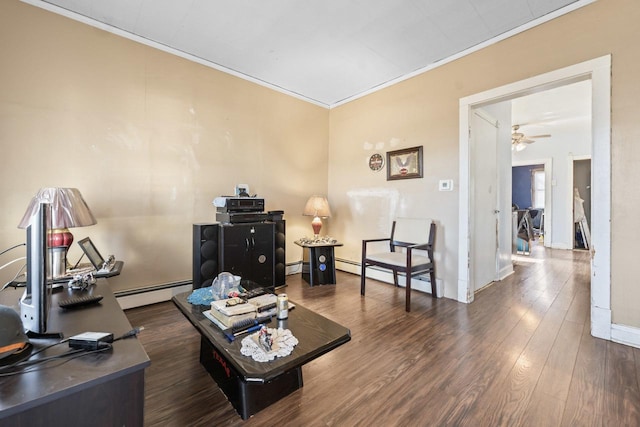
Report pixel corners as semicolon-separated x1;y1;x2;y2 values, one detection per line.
193;223;219;289
274;220;286;287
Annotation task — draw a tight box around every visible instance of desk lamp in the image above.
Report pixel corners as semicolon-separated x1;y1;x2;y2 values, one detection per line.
303;195;331;238
18;188;97;278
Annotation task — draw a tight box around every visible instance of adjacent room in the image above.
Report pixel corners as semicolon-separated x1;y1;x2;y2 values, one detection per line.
1;0;639;425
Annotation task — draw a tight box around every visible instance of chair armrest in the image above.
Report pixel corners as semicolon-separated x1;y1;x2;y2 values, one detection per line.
362;238;392;259
363;238;391;244
407;243;435;262
408;243;432;250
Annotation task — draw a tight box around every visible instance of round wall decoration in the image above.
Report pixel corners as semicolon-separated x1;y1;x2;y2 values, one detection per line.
368;153;384;171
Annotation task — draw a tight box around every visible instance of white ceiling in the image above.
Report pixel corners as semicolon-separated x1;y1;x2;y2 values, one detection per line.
24;0;591;108
512;79;591;138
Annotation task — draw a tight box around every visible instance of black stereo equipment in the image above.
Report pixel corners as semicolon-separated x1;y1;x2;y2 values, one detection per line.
215;197;265;213
216;212;269;224
193;223;219;289
199;197;285;289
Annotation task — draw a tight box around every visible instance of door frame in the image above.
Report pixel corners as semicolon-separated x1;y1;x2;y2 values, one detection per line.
458;55;611;340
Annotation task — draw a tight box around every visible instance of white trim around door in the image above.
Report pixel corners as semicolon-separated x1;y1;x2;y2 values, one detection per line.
458;55;611;341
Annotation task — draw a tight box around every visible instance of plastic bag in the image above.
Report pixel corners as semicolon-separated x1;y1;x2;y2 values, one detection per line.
211;272;241;300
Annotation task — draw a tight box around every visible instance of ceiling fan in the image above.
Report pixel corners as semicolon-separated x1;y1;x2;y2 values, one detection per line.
511;124;551;151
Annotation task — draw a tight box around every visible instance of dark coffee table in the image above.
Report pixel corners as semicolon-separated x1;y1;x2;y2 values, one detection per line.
172;292;351;419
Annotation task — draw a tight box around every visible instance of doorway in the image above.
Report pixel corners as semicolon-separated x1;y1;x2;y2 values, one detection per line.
573;158;592;249
512;163;545;239
458;55;611;340
512;160;553;247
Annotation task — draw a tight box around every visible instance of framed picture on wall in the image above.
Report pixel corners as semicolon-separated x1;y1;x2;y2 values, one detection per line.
386;146;423;180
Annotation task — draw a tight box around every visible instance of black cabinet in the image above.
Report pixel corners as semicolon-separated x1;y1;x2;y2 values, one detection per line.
192;221;285;290
219;222;275;287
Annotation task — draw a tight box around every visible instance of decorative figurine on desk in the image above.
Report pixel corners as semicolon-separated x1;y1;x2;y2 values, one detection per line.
68;272;96;290
257;326;273;352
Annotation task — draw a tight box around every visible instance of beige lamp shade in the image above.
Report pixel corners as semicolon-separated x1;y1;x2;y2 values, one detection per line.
18;188;97;229
303;196;331;218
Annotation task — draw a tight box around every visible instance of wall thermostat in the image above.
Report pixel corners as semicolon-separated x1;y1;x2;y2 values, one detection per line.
439;179;454;191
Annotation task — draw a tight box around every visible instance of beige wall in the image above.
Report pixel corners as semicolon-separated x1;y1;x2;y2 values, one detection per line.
2;0;639;330
328;0;640;327
0;1;329;293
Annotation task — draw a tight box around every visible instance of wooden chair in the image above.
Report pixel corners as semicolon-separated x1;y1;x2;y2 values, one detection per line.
360;218;437;312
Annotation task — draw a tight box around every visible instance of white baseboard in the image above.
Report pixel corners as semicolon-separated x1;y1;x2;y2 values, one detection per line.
498;265;514;281
611;324;640;349
336;259;441;297
286;262;303;275
591;305;612;340
116;284;192;310
117;266;303;310
336;259;359;275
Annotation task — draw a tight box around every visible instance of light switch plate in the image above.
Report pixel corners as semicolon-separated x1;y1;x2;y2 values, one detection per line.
439;179;453;191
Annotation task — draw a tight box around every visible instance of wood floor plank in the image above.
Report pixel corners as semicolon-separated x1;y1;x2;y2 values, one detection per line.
531;317;584;401
561;317;606;426
520;388;566;427
603;340;640;426
123;245;638;426
473;297;567;426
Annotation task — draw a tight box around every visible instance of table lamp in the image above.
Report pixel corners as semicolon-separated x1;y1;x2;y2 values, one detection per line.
303;195;331;238
18;188;97;278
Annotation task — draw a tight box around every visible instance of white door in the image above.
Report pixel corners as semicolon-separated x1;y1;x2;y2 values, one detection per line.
470;109;499;292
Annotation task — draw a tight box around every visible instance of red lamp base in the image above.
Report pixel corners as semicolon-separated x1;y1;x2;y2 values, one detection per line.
311;216;323;237
48;228;74;248
47;228;73;278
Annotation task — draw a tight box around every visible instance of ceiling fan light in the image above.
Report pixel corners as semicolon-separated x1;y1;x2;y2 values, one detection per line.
515;143;527;152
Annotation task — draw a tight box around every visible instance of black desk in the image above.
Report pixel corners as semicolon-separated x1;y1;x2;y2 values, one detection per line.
0;281;150;426
295;240;343;285
172;292;350;419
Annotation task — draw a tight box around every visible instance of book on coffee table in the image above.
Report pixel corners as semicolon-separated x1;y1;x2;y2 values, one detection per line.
204;309;256;329
204;294;287;329
208;298;257;328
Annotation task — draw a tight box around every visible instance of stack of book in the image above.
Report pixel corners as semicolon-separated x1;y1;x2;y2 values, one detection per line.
207;299;256;328
205;294;278;329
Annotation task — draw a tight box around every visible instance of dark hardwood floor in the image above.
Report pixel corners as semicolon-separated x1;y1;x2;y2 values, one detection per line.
125;245;640;426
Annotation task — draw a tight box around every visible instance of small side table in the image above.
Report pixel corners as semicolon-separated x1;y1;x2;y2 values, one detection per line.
295;240;343;286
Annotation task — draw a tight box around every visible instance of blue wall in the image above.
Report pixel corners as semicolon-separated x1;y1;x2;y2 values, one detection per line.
512;164;543;209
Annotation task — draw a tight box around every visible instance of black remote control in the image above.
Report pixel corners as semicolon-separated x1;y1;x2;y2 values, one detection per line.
242;287;268;299
58;294;103;309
